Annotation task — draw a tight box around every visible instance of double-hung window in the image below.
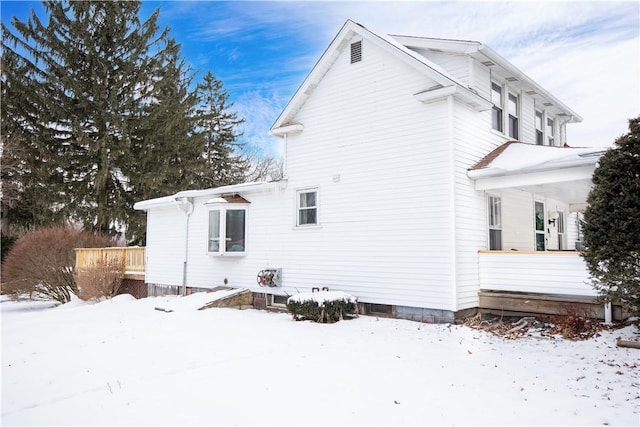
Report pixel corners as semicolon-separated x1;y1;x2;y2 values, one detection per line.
297;189;318;226
508;93;519;140
535;110;544;145
491;82;503;132
487;195;502;250
557;211;565;250
547;117;555;146
208;207;247;255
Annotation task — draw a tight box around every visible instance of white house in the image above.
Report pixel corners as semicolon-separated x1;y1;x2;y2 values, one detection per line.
134;20;611;322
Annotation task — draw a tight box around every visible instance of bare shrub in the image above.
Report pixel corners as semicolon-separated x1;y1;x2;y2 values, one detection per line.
77;258;126;301
1;227;118;303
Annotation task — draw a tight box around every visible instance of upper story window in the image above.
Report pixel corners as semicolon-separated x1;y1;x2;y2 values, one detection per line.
491;82;503;132
547;117;555;146
207;198;248;255
508;93;519;140
297;189;318;226
535;110;544;145
487;195;502;250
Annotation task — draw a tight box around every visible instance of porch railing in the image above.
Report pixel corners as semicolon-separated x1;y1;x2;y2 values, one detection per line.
478;250;596;296
74;247;145;278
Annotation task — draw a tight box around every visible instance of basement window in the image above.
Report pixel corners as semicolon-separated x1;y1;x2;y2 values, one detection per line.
270;294;289;307
350;40;362;64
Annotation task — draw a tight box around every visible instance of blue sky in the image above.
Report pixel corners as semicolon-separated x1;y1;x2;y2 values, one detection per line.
2;1;639;155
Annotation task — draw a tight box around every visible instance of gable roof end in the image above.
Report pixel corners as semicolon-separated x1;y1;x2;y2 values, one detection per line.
270;20;492;135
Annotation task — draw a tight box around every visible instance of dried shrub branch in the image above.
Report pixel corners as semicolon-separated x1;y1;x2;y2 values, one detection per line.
1;227;118;303
77;258;126;301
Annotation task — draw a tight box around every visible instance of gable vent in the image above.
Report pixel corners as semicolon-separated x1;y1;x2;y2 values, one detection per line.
350;40;362;64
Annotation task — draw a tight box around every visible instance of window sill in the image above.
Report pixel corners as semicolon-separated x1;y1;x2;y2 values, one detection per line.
294;224;322;230
207;252;246;257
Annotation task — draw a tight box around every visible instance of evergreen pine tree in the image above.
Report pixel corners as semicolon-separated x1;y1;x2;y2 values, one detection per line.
2;1;245;244
2;1;167;237
126;40;207;244
195;70;247;187
582;116;640;314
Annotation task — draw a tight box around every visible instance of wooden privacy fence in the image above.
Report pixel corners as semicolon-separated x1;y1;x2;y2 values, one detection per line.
75;247;145;279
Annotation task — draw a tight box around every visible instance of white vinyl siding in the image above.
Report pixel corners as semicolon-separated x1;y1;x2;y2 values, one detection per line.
283;38;454;310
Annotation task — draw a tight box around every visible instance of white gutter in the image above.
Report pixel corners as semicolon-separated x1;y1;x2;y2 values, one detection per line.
133;181;275;210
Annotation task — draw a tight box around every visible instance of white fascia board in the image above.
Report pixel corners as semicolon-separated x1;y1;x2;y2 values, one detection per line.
271;21;360;131
133;181;274;211
472;165;595;191
391;35;481;55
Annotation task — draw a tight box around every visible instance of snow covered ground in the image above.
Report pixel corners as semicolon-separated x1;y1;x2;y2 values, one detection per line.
1;293;639;426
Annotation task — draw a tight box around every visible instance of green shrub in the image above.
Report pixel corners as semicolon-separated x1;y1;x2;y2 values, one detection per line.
287;291;357;323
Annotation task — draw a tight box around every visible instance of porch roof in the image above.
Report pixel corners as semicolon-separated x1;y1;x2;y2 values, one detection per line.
467;142;608;210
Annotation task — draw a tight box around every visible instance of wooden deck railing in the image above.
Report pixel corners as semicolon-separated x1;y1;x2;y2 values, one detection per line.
75;247;145;277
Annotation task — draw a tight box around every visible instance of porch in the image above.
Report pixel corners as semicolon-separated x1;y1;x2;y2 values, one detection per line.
477;250;623;320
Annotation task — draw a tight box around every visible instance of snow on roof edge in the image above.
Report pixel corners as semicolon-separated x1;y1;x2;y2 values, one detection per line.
133;181;274;210
467;143;607;179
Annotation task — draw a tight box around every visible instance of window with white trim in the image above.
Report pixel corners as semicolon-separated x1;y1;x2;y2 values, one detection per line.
297;189;318;226
535;110;544;145
488;195;502;250
508;93;519;139
208;208;247;254
491;82;503;132
546;117;555;146
557;211;565;250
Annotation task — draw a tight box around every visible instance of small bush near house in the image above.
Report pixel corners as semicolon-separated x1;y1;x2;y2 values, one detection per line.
287;291;357;323
2;227;118;303
77;258;126;301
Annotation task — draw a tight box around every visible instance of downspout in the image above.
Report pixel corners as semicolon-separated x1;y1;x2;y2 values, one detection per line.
175;197;193;296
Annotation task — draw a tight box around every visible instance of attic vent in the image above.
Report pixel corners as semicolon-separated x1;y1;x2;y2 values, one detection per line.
543;102;553;107
350;40;362;64
525;90;537;96
505;77;518;82
481;60;495;67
